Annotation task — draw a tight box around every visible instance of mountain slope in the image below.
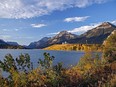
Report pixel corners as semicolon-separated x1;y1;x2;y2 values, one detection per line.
28;22;116;49
81;22;116;38
28;37;50;49
0;39;26;49
0;39;7;45
7;42;19;46
69;22;116;44
28;31;78;49
48;31;78;45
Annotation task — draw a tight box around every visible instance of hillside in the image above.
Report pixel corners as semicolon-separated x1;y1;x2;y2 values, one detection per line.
44;44;102;51
28;22;116;49
76;22;116;44
0;39;26;49
27;37;51;49
6;42;19;46
28;31;78;49
0;39;8;45
48;31;78;45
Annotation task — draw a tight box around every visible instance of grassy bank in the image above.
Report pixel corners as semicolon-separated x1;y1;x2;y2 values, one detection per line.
44;44;103;52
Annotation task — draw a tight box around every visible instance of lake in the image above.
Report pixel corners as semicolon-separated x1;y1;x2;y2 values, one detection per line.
0;49;102;77
0;49;86;68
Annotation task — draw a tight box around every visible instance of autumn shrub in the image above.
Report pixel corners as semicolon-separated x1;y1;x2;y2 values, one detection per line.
63;50;116;87
38;52;65;87
0;52;65;87
103;30;116;63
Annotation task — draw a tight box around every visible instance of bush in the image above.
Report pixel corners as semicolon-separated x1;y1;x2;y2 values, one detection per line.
103;30;116;63
0;52;64;87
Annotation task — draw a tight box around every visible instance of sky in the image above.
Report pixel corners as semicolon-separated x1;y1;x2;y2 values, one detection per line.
0;0;116;45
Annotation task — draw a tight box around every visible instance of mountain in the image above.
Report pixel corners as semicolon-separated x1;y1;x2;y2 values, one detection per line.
74;22;116;44
7;42;19;46
0;39;7;45
28;37;50;49
0;39;9;48
48;31;78;45
28;31;78;49
28;22;116;49
81;22;116;38
0;39;26;49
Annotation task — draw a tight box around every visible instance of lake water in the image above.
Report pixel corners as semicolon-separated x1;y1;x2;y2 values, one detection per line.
0;49;102;77
0;49;86;68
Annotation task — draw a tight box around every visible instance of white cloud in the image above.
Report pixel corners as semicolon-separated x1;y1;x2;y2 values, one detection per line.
64;16;90;22
31;23;47;28
14;29;19;31
15;36;34;39
111;20;116;25
0;35;11;40
2;29;19;31
0;0;109;19
47;32;60;36
68;20;116;34
68;22;101;34
2;29;10;31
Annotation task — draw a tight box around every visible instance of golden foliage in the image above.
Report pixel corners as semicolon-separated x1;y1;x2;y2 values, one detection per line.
44;44;102;51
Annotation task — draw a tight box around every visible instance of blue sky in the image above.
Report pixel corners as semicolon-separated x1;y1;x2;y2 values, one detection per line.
0;0;116;45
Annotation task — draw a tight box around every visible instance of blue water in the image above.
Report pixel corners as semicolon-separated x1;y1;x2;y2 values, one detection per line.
0;49;102;77
0;49;85;68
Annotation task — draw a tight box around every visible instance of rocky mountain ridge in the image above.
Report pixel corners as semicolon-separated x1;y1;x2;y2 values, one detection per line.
28;22;116;49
